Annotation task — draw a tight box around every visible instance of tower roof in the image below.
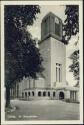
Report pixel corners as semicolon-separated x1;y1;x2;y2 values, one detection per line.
42;12;62;23
41;12;63;42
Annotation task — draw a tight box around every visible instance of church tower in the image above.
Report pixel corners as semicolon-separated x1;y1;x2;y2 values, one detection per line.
39;12;66;88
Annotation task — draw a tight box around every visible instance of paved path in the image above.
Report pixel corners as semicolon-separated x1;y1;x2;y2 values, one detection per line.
5;99;80;120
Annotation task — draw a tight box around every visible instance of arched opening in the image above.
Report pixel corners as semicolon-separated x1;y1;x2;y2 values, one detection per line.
59;92;64;99
53;92;55;97
25;92;27;98
28;92;30;96
32;91;34;96
38;91;41;96
43;91;46;96
48;92;50;97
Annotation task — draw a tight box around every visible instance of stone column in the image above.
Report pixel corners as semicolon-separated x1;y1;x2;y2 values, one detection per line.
14;85;16;98
15;84;17;98
71;91;73;101
75;91;77;100
17;84;19;98
73;91;74;101
10;89;12;98
13;87;14;98
73;91;76;101
11;88;13;98
75;91;76;101
20;82;23;98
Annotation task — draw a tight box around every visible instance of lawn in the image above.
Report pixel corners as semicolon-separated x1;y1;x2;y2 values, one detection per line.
5;99;80;120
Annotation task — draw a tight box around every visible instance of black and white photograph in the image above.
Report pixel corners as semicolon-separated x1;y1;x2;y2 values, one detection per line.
1;0;83;124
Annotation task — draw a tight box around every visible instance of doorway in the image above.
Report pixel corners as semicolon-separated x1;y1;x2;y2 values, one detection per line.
59;92;64;99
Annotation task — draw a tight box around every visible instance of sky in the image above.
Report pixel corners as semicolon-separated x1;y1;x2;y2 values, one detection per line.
27;5;78;86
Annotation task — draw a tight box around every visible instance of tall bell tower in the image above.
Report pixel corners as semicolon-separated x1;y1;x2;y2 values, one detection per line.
39;12;66;88
41;12;62;41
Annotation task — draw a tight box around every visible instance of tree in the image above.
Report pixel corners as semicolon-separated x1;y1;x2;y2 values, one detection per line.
5;5;44;107
69;49;79;84
62;5;79;44
63;5;79;85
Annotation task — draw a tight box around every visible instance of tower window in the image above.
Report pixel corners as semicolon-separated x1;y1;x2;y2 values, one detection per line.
44;18;48;35
56;63;62;82
55;22;60;36
55;17;59;24
45;19;47;35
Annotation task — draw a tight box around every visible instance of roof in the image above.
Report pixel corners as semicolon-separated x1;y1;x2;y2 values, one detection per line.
42;12;62;22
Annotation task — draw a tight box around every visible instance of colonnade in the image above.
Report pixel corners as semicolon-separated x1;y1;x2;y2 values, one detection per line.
70;91;77;101
22;90;57;99
10;83;19;98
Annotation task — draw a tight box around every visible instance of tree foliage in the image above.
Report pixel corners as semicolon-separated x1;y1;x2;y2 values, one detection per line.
5;5;40;28
63;5;79;85
5;5;43;86
69;50;79;83
5;5;44;107
62;5;79;44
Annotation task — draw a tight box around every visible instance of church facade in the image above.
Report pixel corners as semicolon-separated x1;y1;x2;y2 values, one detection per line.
10;12;79;102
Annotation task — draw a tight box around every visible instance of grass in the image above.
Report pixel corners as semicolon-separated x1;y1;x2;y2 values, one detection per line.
5;99;80;120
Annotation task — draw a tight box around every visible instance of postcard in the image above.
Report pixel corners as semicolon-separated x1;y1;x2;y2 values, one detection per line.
1;0;83;124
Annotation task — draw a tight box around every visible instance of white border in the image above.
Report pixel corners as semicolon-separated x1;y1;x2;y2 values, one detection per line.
1;1;83;124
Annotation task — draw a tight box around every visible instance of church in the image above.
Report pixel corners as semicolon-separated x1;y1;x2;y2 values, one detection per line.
10;12;79;102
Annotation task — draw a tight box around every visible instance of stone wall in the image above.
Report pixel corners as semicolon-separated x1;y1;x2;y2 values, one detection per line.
39;37;51;88
51;37;66;87
39;36;66;88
